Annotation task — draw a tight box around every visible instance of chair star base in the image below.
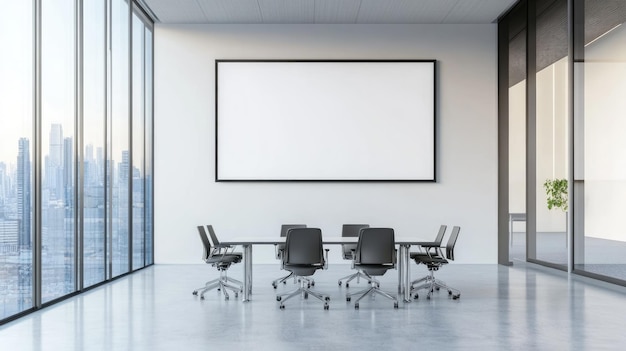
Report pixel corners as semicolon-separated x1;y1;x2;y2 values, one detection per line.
410;269;460;300
346;278;399;309
276;278;329;310
338;270;373;288
193;269;243;301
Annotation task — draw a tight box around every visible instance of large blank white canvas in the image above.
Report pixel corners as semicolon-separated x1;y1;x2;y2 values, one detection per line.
216;60;435;181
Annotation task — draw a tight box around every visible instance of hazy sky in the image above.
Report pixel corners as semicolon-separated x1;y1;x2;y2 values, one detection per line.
0;0;144;167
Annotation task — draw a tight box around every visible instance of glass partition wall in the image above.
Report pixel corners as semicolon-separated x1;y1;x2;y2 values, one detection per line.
574;0;626;282
500;0;626;285
0;0;154;323
508;2;527;262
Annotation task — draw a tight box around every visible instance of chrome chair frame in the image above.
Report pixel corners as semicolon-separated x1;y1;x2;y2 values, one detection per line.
345;228;399;309
272;224;307;288
276;228;330;310
337;224;373;288
192;225;243;300
411;226;461;300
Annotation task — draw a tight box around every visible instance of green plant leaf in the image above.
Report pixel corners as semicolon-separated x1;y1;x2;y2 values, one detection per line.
543;178;568;211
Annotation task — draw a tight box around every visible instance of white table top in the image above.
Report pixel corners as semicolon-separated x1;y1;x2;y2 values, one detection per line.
220;236;431;246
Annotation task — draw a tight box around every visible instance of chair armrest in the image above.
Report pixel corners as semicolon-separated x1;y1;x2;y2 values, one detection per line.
323;249;329;270
415;241;440;248
350;249;356;269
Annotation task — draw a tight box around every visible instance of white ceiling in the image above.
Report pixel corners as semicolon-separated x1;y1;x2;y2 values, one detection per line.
142;0;518;24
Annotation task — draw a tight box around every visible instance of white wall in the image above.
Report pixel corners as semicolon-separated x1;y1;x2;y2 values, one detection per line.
154;24;498;264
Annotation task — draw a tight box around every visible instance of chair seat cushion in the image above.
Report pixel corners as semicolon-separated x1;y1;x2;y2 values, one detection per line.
414;255;447;266
410;252;431;259
356;264;393;276
284;264;323;277
205;254;241;264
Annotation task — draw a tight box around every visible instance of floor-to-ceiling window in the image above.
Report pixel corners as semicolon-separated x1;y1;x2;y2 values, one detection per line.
131;10;145;270
41;0;77;303
0;0;34;320
144;27;153;266
110;0;131;278
0;0;154;324
83;0;107;288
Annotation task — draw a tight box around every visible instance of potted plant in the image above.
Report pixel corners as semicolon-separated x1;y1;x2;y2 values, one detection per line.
543;178;568;211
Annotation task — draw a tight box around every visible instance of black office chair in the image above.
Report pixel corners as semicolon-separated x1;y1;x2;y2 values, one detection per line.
411;226;461;300
409;225;447;288
337;224;372;287
205;225;243;289
272;224;307;289
346;228;399;309
276;228;330;309
192;226;243;300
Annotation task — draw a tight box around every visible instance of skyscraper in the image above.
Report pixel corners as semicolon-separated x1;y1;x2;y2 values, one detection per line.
17;138;31;249
63;137;73;207
47;124;63;200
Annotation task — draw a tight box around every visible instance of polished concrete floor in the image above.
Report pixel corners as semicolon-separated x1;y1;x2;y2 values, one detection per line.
1;263;626;350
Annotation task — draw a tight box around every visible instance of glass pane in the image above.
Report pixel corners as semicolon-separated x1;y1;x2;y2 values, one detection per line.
509;22;527;262
535;0;569;266
145;27;153;265
110;0;130;277
41;0;77;302
0;0;34;319
576;0;626;280
83;0;106;288
131;13;145;270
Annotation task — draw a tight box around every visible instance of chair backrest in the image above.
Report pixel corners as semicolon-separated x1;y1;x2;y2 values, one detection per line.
445;226;461;261
284;228;324;265
206;225;220;246
280;224;307;237
433;225;447;246
342;224;369;237
341;224;369;259
355;228;395;265
197;226;213;260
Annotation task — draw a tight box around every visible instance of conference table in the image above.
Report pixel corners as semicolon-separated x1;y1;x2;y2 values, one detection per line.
220;236;430;303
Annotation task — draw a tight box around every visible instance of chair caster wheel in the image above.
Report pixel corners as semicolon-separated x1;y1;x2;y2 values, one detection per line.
325;296;330;302
283;281;287;285
234;293;238;298
200;296;205;300
436;287;440;291
453;294;460;300
311;281;315;286
192;291;197;295
426;295;431;300
338;281;342;286
272;283;277;289
448;290;452;295
276;296;282;301
279;304;285;309
324;303;329;310
345;283;349;288
346;297;351;302
354;303;359;309
413;294;419;300
394;302;399;309
304;292;309;299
